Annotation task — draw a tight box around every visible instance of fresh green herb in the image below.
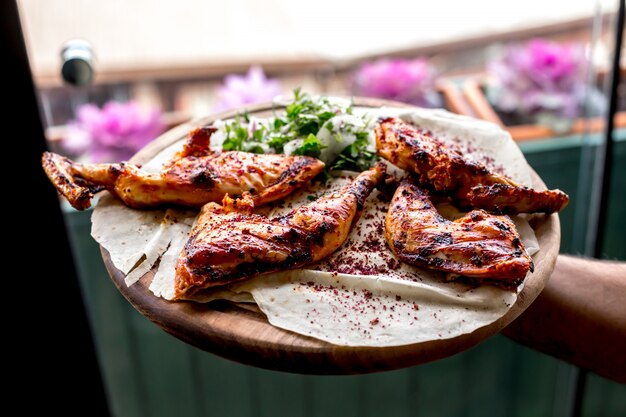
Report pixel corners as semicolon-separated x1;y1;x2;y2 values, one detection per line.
252;127;265;142
222;115;250;151
266;134;292;154
221;89;376;171
294;134;326;158
274;118;286;130
331;131;377;172
241;142;265;154
280;91;339;138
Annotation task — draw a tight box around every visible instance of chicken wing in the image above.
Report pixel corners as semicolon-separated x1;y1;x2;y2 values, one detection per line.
42;126;325;210
174;162;386;298
375;117;568;214
386;178;533;287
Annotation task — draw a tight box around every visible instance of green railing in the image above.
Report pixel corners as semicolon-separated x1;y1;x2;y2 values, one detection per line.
520;130;626;258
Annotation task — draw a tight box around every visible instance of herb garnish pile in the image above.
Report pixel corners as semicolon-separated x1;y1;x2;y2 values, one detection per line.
221;89;376;172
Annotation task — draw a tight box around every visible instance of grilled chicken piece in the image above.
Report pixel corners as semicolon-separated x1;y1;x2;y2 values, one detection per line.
174;163;386;298
42;126;325;210
375;117;568;214
386;178;533;287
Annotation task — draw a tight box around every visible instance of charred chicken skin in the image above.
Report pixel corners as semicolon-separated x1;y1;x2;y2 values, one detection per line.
375;117;568;214
386;178;533;287
174;163;386;298
42;126;325;210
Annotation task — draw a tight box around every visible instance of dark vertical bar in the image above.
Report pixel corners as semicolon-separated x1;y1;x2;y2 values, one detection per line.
3;1;110;415
573;2;624;417
572;370;587;417
592;0;624;259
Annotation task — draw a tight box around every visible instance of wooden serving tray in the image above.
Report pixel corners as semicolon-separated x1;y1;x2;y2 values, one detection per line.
102;98;560;375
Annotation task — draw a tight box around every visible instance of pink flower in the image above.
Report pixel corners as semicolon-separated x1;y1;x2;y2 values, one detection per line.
62;101;165;163
522;40;580;86
213;66;283;112
487;39;605;124
352;58;442;108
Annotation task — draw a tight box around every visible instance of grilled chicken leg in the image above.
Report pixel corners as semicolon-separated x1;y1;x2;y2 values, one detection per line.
386;178;533;287
42;126;325;210
375;117;568;214
174;162;386;298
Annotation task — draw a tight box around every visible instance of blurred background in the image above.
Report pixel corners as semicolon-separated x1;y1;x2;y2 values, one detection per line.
17;0;625;416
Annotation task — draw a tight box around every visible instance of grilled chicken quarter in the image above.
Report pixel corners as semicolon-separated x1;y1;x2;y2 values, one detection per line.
174;162;386;298
386;177;533;288
42;126;325;210
375;117;569;214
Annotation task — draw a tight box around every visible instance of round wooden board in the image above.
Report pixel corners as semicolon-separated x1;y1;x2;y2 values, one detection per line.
102;98;560;375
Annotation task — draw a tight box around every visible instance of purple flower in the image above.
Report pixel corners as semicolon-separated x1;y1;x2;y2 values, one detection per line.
352;58;442;108
62;101;165;163
487;39;605;125
213;66;282;112
522;40;580;85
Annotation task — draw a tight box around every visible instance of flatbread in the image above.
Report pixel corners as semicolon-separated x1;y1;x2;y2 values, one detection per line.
235;271;515;347
91;194;165;275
